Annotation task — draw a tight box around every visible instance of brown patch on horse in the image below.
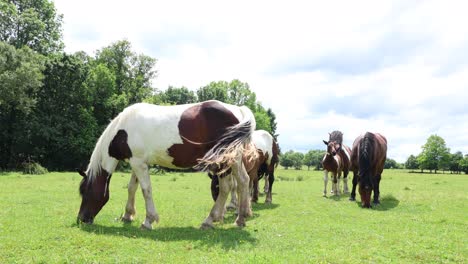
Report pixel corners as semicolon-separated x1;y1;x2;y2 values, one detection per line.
108;130;132;160
168;101;239;168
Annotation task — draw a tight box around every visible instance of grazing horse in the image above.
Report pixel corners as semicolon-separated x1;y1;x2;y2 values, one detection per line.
322;131;352;196
77;100;256;229
210;130;279;206
349;132;387;208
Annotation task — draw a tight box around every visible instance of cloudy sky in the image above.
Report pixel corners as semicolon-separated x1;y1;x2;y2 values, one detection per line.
54;0;468;162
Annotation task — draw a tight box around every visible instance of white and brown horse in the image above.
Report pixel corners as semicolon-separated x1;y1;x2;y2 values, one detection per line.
77;100;256;229
322;131;352;196
210;130;279;206
350;132;387;208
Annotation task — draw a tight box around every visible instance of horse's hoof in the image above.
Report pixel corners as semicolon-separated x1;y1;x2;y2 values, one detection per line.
121;217;133;223
140;223;152;230
235;220;246;228
373;201;380;205
200;222;215;230
265;199;272;204
349;197;355;201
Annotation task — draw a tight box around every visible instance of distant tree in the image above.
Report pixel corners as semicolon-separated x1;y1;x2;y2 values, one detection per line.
384;158;398;169
405;155;419;171
0;0;64;54
280;150;294;170
196;82;228;102
266;108;278;140
160;86;196;105
459;155;468;174
0;43;44;169
291;152;304;170
303;150;325;170
418;135;450;173
449;151;463;174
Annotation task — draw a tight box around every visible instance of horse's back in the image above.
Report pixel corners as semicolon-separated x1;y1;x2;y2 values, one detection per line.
252;130;275;164
116;101;247;169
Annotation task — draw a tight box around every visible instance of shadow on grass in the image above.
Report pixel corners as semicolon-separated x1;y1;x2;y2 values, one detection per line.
352;194;400;211
77;223;257;250
252;202;280;211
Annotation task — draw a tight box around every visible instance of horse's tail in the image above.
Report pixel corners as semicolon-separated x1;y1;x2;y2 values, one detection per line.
271;141;280;168
359;132;374;186
195;106;256;174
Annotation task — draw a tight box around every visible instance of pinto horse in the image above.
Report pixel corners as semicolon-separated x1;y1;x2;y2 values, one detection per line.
210;130;279;206
322;131;352;196
349;132;387;208
77;100;256;229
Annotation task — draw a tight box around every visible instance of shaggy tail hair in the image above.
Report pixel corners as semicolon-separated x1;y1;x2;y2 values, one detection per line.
195;108;256;175
359;132;374;187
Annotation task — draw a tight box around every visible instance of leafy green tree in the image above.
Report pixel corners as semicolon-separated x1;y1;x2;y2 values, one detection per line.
459;155;468;174
449;151;463;174
303;150;325;170
25;53;97;169
280;150;294;169
384;158;398;169
160;86;197;105
290;151;304;170
418;135;450;173
95;40;157;107
197;81;228;102
0;42;44;169
0;0;63;54
405;155;418;171
266;108;278;140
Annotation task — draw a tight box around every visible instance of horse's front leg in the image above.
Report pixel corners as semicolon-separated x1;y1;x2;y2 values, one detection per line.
131;161;159;230
263;173;270;193
343;169;350;194
201;174;231;229
265;171;274;204
251;176;259;203
323;170;329;197
121;172;138;222
332;172;339;196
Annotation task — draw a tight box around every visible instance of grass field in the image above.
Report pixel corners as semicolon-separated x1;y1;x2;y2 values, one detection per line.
0;168;466;263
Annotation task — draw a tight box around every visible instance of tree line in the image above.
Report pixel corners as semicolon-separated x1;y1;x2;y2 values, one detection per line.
405;135;468;174
0;0;277;171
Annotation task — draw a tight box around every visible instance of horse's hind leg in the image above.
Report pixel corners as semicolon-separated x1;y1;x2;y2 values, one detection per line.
251;177;259;203
263;173;270;193
121;172;138;222
131;161;159;230
233;158;252;227
350;169;358;201
226;176;238;211
265;171;274;204
201;174;231;229
373;174;382;205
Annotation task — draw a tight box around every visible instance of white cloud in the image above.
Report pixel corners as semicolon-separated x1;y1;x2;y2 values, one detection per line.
54;0;468;163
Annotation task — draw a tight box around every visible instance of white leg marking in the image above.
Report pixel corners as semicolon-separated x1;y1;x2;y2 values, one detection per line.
323;170;329;196
122;172;138;222
343;177;349;193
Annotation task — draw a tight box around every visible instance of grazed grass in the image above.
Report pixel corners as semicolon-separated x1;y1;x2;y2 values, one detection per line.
0;169;466;263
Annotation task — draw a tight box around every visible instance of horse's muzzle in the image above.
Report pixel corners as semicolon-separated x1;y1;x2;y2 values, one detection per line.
77;214;94;225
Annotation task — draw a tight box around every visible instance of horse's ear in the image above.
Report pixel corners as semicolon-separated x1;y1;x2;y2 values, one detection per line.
323;140;328;145
76;169;87;178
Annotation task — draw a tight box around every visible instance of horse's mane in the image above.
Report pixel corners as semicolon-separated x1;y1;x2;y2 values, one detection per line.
86;112;122;183
329;131;343;144
359;132;375;186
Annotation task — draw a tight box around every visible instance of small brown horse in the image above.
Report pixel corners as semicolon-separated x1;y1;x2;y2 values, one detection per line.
350;132;387;208
322;131;352;196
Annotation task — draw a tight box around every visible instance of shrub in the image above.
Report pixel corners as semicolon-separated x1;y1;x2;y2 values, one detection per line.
22;162;48;175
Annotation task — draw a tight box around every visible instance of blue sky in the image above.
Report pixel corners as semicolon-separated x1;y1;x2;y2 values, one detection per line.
54;0;468;162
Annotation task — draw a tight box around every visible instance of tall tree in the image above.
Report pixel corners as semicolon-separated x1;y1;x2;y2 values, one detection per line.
197;81;228;102
160;86;197;105
418;135;450;173
405;154;418;171
0;42;44;168
0;0;63;54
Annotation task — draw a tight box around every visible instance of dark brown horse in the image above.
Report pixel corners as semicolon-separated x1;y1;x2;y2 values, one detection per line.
349;132;387;208
321;131;352;196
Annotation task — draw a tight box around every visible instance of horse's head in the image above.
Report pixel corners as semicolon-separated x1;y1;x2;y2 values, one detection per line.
77;169;112;224
358;174;373;208
323;140;341;156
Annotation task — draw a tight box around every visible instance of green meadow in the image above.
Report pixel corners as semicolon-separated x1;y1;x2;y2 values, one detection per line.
0;168;466;263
